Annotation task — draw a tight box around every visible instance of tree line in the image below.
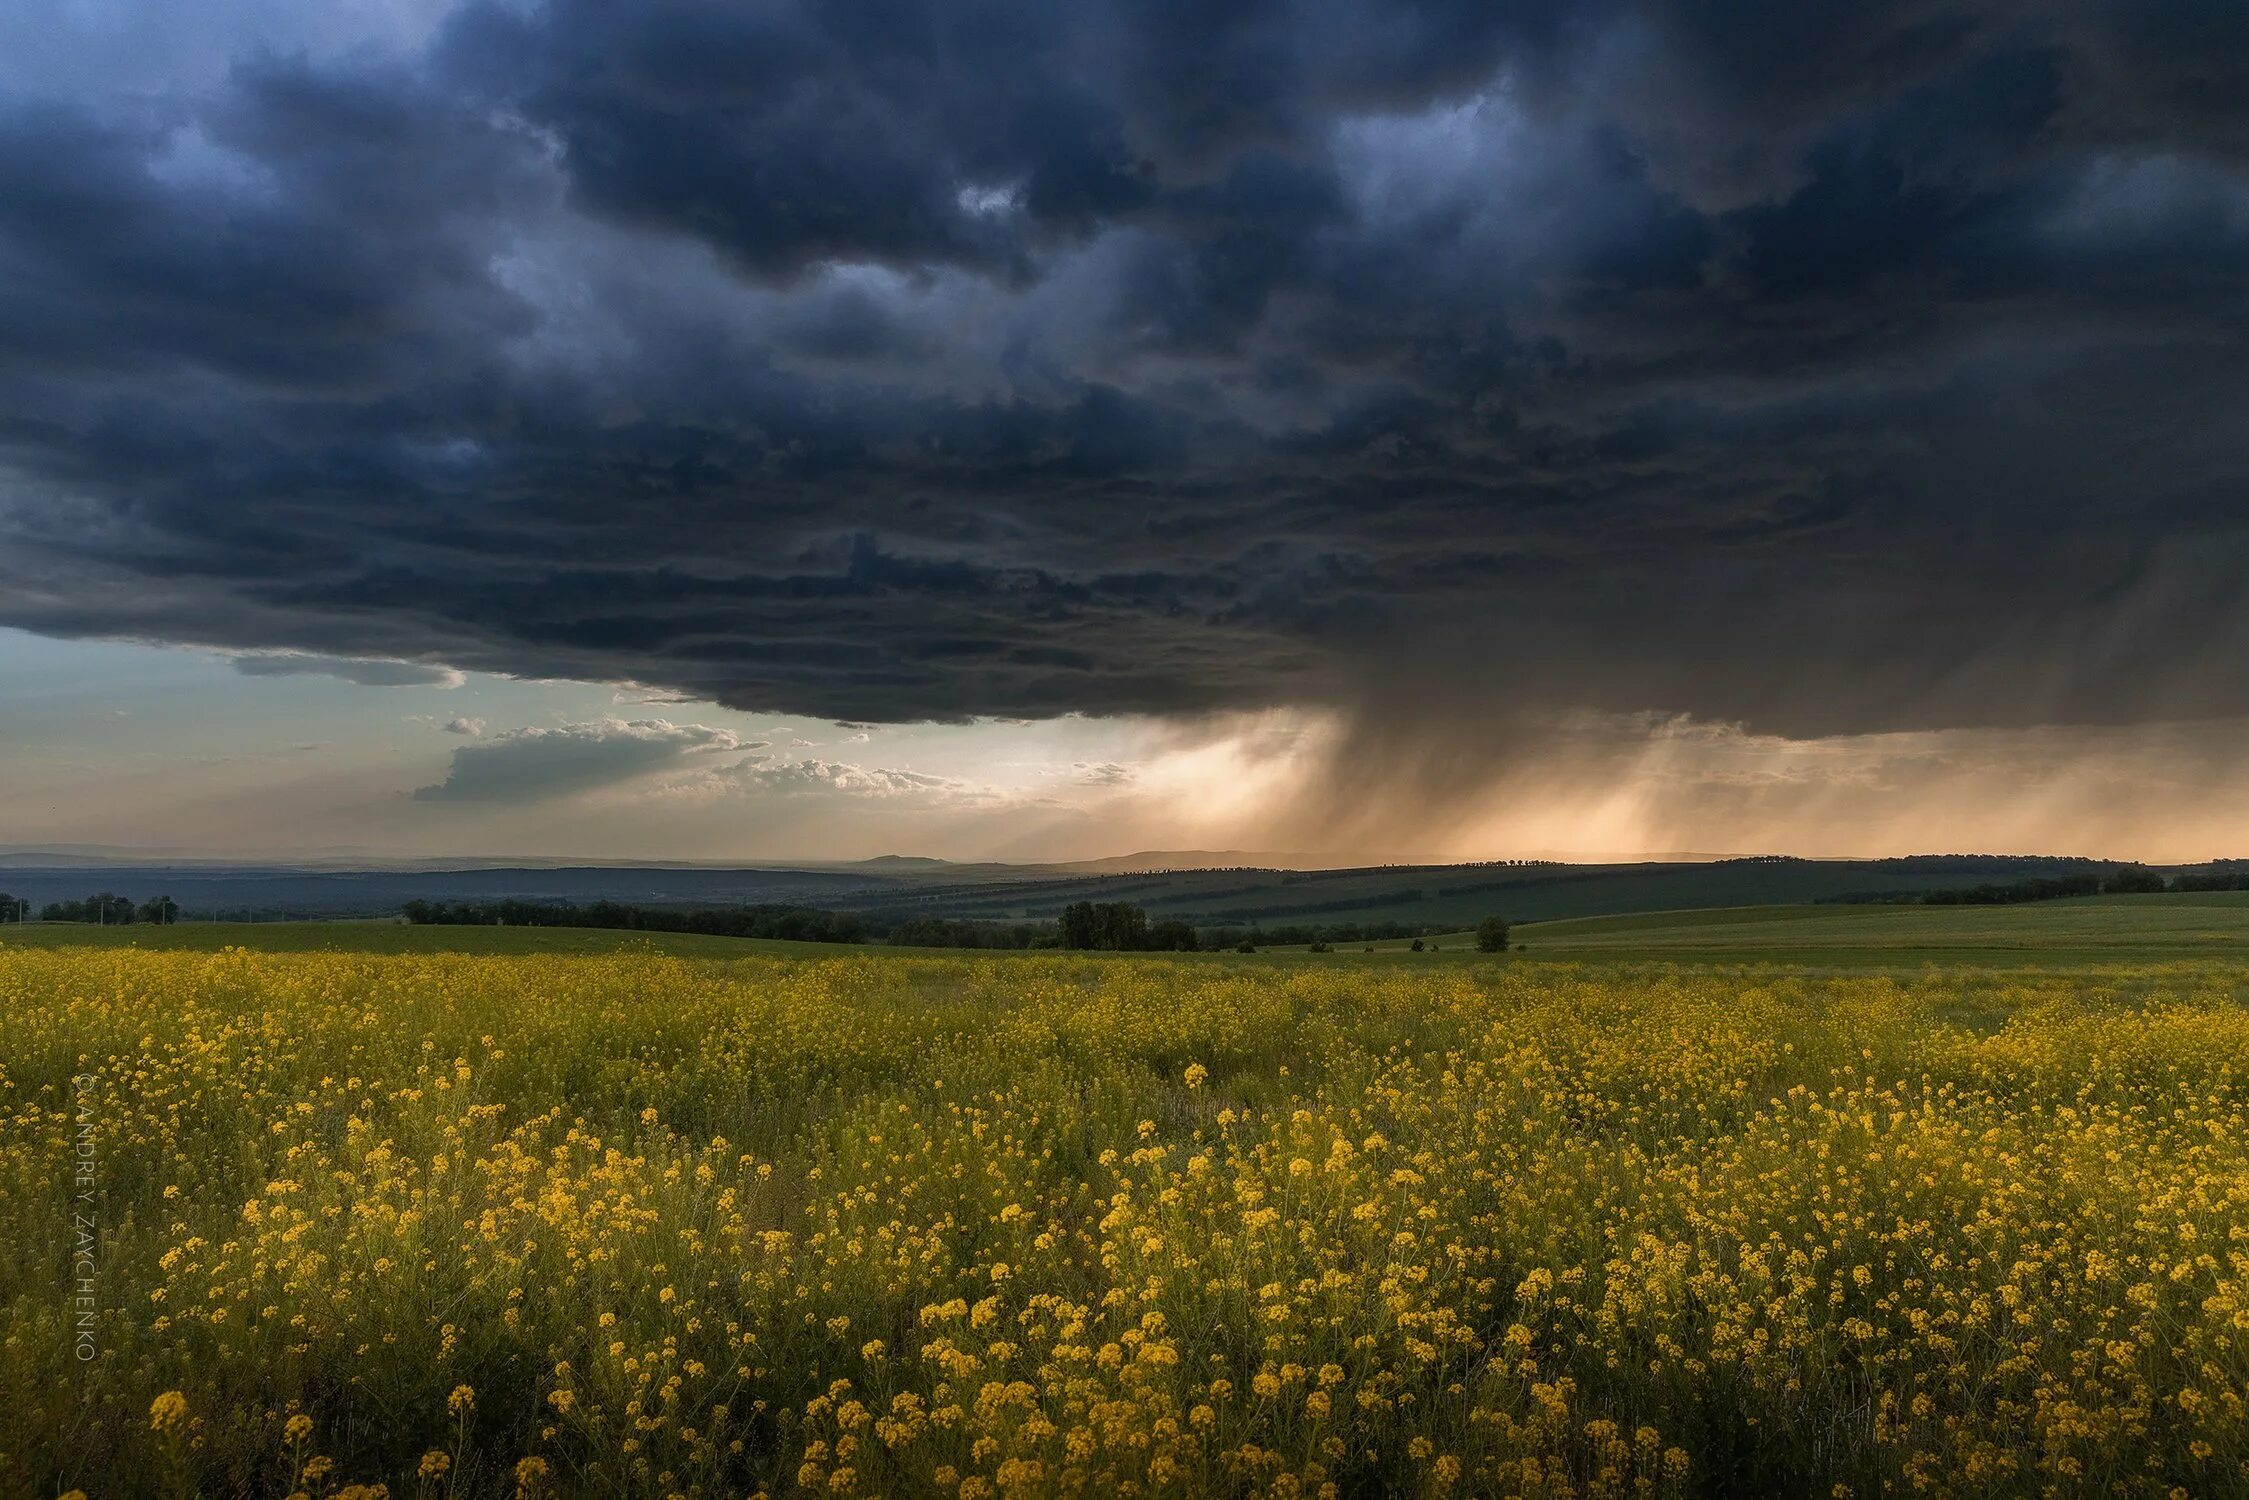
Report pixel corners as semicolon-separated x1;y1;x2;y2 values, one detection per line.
401;899;1056;949
1;892;179;924
2168;864;2249;893
402;897;1490;953
1053;901;1505;952
1828;865;2183;907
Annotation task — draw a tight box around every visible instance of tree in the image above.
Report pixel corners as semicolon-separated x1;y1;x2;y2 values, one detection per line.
1475;916;1510;953
1058;901;1100;949
1409;938;1424;952
1147;918;1199;952
138;895;180;925
1059;901;1155;951
1099;902;1151;950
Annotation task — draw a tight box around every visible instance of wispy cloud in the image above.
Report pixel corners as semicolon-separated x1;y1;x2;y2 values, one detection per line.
233;653;463;688
666;754;990;805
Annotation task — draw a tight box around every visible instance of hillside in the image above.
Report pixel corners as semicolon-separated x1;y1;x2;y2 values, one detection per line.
5;852;2240;933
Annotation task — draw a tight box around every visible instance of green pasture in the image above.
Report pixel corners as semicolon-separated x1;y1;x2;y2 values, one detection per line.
10;890;2249;970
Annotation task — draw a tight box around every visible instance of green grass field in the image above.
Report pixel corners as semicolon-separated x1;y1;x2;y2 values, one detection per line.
1499;891;2249;966
0;919;810;959
13;890;2249;970
1;920;1484;966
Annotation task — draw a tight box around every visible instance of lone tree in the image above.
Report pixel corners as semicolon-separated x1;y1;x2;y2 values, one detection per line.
1475;916;1510;953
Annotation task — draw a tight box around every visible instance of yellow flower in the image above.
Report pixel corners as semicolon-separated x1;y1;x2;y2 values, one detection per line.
419;1451;452;1479
284;1413;314;1443
1184;1062;1209;1088
448;1384;476;1415
149;1390;189;1432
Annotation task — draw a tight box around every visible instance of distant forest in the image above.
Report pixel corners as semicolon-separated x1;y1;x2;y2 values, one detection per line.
0;891;180;924
400;897;1453;952
1825;864;2249;907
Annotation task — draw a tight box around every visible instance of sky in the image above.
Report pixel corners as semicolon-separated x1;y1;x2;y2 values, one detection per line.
2;0;2247;863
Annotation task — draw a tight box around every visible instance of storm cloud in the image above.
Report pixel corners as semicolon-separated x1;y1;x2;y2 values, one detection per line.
2;0;2247;741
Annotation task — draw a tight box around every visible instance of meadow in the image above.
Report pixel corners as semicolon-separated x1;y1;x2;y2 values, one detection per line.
7;927;2249;1497
1482;893;2249;970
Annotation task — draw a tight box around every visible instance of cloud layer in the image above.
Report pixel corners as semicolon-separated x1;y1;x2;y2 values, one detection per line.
412;718;749;802
411;715;979;808
1;1;2246;741
232;653;466;688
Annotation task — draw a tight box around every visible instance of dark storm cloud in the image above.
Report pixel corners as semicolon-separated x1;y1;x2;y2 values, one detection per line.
2;0;2247;737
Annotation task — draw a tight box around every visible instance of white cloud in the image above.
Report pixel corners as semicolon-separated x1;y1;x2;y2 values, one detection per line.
665;753;987;804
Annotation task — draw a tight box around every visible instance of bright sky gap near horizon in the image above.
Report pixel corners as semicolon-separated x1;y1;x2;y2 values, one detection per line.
3;1;2247;863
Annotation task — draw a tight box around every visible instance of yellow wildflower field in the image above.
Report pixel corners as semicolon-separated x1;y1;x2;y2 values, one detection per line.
6;946;2248;1497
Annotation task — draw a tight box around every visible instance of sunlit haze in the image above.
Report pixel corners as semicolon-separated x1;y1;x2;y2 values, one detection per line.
10;629;2249;864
